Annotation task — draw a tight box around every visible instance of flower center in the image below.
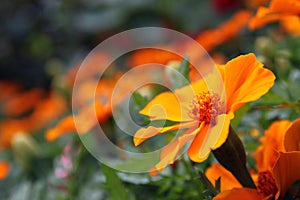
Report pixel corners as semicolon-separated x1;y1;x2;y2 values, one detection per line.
189;91;224;126
257;170;278;199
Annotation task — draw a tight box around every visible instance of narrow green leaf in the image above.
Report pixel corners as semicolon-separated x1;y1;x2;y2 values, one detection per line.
166;56;190;89
102;164;135;200
231;103;251;129
131;92;148;109
178;55;190;83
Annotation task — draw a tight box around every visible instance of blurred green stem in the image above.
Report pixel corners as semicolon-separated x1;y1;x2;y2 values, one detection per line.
253;101;300;111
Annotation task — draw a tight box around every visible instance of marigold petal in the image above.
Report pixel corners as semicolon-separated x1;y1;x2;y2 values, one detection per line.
45;116;76;141
280;16;300;36
155;126;201;171
205;163;241;192
284;118;300;152
213;188;264;200
133;121;196;146
190;65;225;98
270;0;300;14
249;7;284;30
272;152;300;199
223;53;275;113
188;114;232;162
140;91;192;122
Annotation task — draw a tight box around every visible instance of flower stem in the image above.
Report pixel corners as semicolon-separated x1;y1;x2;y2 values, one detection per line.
212;126;256;189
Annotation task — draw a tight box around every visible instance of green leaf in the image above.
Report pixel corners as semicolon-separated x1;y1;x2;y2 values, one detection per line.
102;164;135;200
166;56;190;89
231;103;251;129
178;55;190;83
131;92;148;109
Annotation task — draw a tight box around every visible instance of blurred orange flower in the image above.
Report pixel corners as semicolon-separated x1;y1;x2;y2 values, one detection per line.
134;53;275;171
249;0;300;36
2;88;45;117
0;81;22;103
209;118;300;199
45;78;115;141
128;48;181;68
0;92;66;149
0;161;9;180
196;10;252;52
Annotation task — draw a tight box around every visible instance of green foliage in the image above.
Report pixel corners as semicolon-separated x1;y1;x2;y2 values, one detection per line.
102;164;136;200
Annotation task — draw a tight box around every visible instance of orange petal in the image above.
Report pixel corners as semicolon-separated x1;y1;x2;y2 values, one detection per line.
140;91;192;122
272;152;300;199
134;121;197;146
45;116;76;141
270;0;300;14
256;120;291;171
284;118;300;152
188;61;226;97
205;163;241;192
280;16;300;36
223;53;275;113
155;126;201;171
188;114;232;162
249;7;285;30
213;188;264;200
0;161;10;180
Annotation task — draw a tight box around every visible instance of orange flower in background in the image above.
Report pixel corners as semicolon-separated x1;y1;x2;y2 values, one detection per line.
0;161;9;180
0;92;66;149
209;118;300;200
128;11;250;81
196;10;252;52
0;81;22;103
255;120;291;171
2;88;45;117
128;48;181;67
45;78;115;141
134;53;275;172
249;0;300;36
63;52;111;89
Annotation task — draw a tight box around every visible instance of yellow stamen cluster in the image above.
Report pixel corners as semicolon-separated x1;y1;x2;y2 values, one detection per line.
189;91;224;126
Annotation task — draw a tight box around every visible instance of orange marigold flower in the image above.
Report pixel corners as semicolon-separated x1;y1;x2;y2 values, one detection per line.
209;118;300;199
0;161;10;180
249;0;300;36
133;53;275;172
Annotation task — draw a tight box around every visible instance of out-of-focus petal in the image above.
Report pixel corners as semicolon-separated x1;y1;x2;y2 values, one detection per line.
0;161;10;180
272;152;300;199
